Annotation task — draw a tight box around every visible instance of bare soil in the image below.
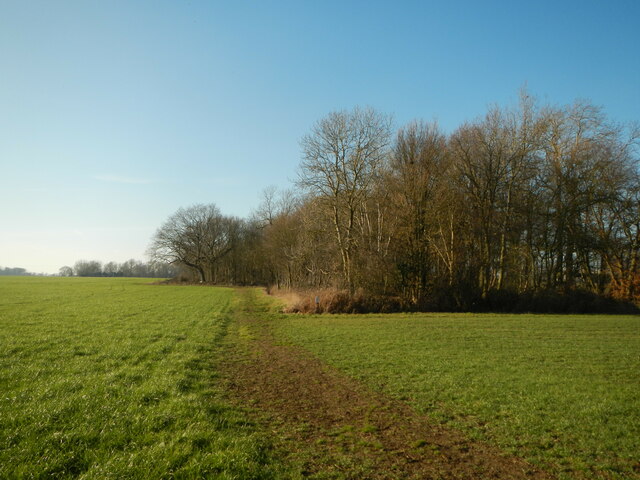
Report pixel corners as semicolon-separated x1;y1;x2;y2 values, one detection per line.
221;289;554;479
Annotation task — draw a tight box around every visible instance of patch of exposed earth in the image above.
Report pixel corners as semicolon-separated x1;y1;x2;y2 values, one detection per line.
221;289;553;479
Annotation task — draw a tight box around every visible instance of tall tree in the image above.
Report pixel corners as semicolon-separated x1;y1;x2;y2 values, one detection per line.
450;93;544;295
538;102;637;289
387;121;448;303
297;107;392;291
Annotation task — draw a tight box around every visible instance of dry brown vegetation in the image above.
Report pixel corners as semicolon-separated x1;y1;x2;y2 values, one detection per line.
269;287;402;314
269;286;638;314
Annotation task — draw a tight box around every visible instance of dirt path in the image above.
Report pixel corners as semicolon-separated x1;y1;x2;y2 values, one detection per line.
222;289;553;479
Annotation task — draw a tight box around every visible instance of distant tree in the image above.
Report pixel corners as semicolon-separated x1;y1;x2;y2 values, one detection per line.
67;259;177;278
120;259;149;277
102;261;120;277
148;204;238;283
254;185;279;227
74;260;103;277
147;260;179;278
58;266;74;277
0;267;29;276
130;259;150;277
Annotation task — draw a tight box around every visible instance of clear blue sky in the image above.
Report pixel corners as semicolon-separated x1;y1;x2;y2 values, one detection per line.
1;0;639;274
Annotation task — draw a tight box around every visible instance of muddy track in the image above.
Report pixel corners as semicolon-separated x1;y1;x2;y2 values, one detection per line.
222;289;553;479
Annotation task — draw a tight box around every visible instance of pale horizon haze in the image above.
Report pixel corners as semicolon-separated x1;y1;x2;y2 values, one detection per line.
1;1;639;274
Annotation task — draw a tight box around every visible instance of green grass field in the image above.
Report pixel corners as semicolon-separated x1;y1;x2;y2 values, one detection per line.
0;277;282;479
3;278;639;479
274;312;640;479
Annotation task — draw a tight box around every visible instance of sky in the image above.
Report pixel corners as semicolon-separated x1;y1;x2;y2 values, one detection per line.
1;0;639;274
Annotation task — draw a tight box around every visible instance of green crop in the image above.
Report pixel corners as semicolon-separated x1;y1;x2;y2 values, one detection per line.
275;312;640;479
0;277;282;479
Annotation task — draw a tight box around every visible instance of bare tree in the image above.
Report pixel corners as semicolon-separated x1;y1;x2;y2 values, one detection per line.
449;92;544;296
148;204;236;283
387;120;448;303
254;185;279;227
297;107;392;291
58;266;74;277
536;101;638;290
74;260;102;277
103;261;120;277
140;93;639;312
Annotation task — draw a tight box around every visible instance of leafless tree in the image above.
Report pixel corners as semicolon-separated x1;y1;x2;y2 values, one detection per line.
148;204;237;283
143;93;639;312
74;260;102;277
386;120;448;303
297;107;392;291
449;92;544;296
103;261;120;276
535;101;638;290
58;266;74;277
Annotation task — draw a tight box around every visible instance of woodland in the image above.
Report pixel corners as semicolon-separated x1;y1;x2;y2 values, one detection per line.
145;92;640;312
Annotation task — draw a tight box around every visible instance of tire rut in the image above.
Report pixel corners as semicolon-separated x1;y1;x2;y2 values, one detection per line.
222;289;554;479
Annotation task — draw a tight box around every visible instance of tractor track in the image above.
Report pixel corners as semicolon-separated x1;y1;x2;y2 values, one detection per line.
221;289;553;479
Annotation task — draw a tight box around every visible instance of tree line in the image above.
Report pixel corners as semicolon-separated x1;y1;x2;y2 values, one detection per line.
0;267;33;276
60;259;178;278
148;92;640;312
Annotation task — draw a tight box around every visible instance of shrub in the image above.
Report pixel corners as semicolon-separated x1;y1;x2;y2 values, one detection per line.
282;288;402;314
273;286;638;315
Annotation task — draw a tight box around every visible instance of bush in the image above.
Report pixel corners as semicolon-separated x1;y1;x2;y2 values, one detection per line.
482;288;639;314
283;288;402;314
274;286;638;315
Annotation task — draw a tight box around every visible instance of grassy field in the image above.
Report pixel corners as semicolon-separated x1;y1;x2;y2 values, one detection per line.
0;277;283;479
3;278;639;479
274;311;640;479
